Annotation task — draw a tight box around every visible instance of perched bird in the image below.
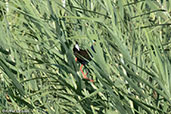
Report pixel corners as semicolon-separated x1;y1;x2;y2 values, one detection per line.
73;41;95;82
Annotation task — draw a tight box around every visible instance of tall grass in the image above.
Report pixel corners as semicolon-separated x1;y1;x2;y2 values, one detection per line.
0;0;171;114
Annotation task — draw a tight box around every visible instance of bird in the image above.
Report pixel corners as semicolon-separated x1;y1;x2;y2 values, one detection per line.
73;41;95;82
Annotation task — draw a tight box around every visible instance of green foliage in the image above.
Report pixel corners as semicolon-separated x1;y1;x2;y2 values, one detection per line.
0;0;171;114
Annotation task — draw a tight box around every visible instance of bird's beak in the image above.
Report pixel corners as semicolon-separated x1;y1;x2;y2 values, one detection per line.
75;44;80;51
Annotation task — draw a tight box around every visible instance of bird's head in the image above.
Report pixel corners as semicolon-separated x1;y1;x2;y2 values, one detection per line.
73;41;80;52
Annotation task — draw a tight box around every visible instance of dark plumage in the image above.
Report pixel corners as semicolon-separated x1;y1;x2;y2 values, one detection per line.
73;42;92;65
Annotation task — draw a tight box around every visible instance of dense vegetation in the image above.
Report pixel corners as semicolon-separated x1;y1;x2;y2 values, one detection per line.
0;0;171;114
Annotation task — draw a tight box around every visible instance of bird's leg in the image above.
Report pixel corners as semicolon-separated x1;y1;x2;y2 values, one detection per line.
80;64;94;82
75;57;78;62
76;58;94;82
80;64;88;79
